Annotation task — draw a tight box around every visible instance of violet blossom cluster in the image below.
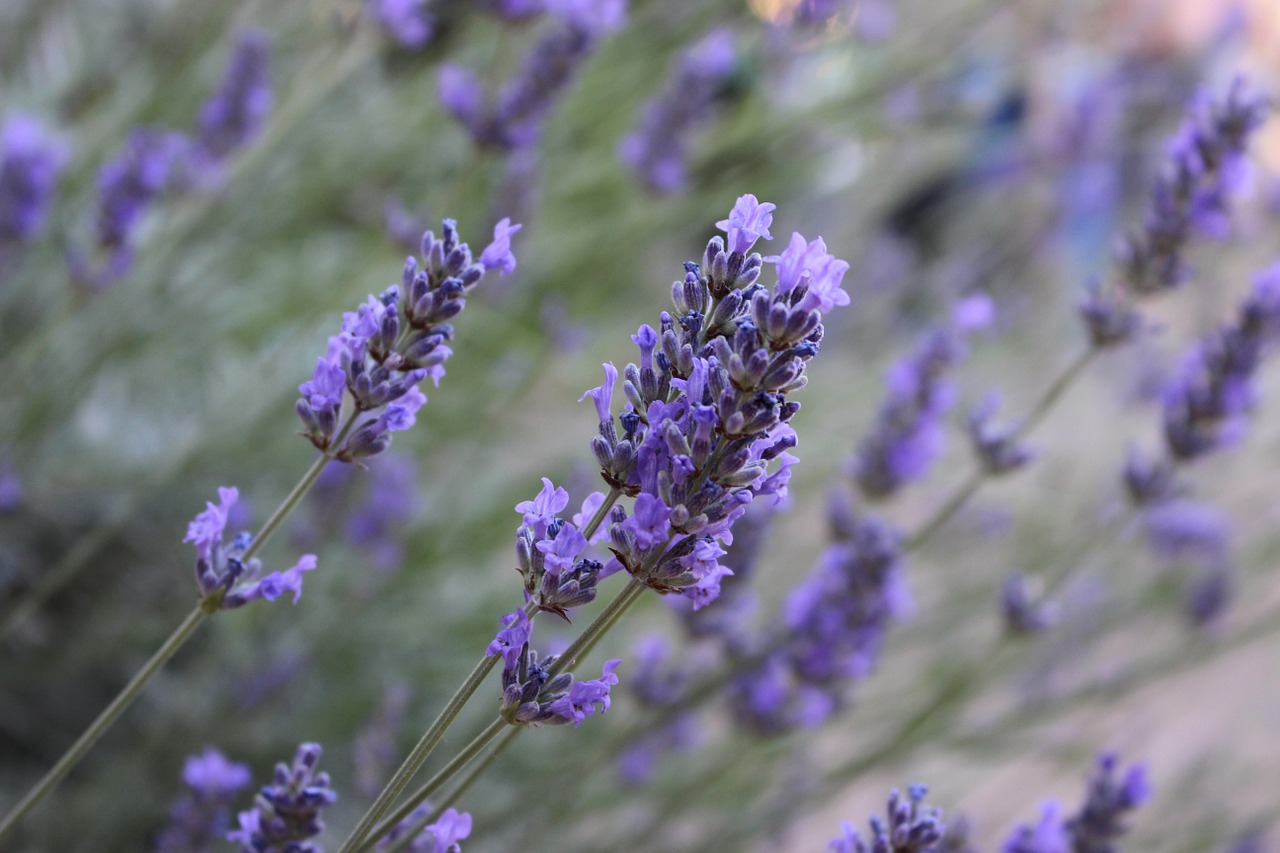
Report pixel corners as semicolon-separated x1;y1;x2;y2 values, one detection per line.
186;486;319;610
619;28;736;194
154;748;251;853
73;28;276;286
1002;753;1150;853
194;29;273;166
438;0;625;150
366;0;434;50
1081;79;1268;347
853;294;993;499
488;193;849;730
295;217;520;460
0;113;69;245
732;496;908;733
1121;264;1280;623
228;743;336;853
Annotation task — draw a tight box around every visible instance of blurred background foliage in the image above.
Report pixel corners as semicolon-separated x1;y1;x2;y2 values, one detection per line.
2;0;1280;849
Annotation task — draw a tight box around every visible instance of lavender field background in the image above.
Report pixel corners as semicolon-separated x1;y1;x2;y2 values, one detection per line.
2;0;1280;850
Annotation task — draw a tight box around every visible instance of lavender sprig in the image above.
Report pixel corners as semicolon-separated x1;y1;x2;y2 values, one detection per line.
829;784;946;853
195;29;273;166
439;0;626;150
619;29;736;194
0;113;69;246
228;743;338;853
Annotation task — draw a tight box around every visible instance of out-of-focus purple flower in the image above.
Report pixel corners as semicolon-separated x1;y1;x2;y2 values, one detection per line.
196;29;272;163
0;462;21;513
619;29;736;194
1002;802;1069;853
0;113;69;243
93;127;189;251
344;453;421;572
853;295;992;499
1122;445;1181;506
367;0;434;49
439;1;626;150
1065;753;1150;853
410;808;472;853
828;784;946;853
1001;572;1058;634
228;743;336;853
1117;78;1268;294
1185;564;1232;626
1143;499;1230;565
155;748;251;853
1162;264;1280;460
967;391;1034;475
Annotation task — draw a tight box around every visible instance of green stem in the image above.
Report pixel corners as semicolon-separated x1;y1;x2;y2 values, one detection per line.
0;414;356;840
0;606;208;843
362;718;511;852
547;577;645;679
903;345;1097;551
338;488;622;853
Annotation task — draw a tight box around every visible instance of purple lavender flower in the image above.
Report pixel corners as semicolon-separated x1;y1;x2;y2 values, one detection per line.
1002;802;1070;853
619;29;736;193
367;0;434;49
967;391;1035;475
1161;264;1280;460
1117;78;1268;294
716;193;775;256
184;486;319;610
829;784;946;853
73;126;188;286
1001;572;1059;635
228;743;337;853
155;748;251;853
487;609;533;670
196;29;272;163
546;659;622;726
0;462;21;513
296;217;520;459
0;113;69;243
1065;753;1151;853
1142;498;1229;565
439;1;626;150
376;806;473;852
853;294;992;499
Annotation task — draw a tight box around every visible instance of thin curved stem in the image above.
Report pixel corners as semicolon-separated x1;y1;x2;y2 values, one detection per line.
0;414;356;841
0;606;207;843
339;490;623;852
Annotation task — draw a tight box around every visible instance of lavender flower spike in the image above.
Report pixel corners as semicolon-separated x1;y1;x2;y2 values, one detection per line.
1002;802;1070;853
0;113;69;244
296;217;520;459
619;29;736;194
367;0;435;49
228;743;337;853
1066;753;1151;853
196;28;273;163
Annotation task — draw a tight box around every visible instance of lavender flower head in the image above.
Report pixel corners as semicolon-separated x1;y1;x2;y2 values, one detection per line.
1161;264;1280;460
1117;78;1269;294
967;391;1034;476
296;217;520;460
0;113;69;244
155;748;251;853
196;29;272;164
619;28;736;194
1066;753;1151;852
228;743;337;853
853;294;993;499
73;126;188;286
375;806;473;852
1002;802;1069;853
829;784;946;853
438;0;626;150
584;193;849;610
367;0;434;49
184;486;319;610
